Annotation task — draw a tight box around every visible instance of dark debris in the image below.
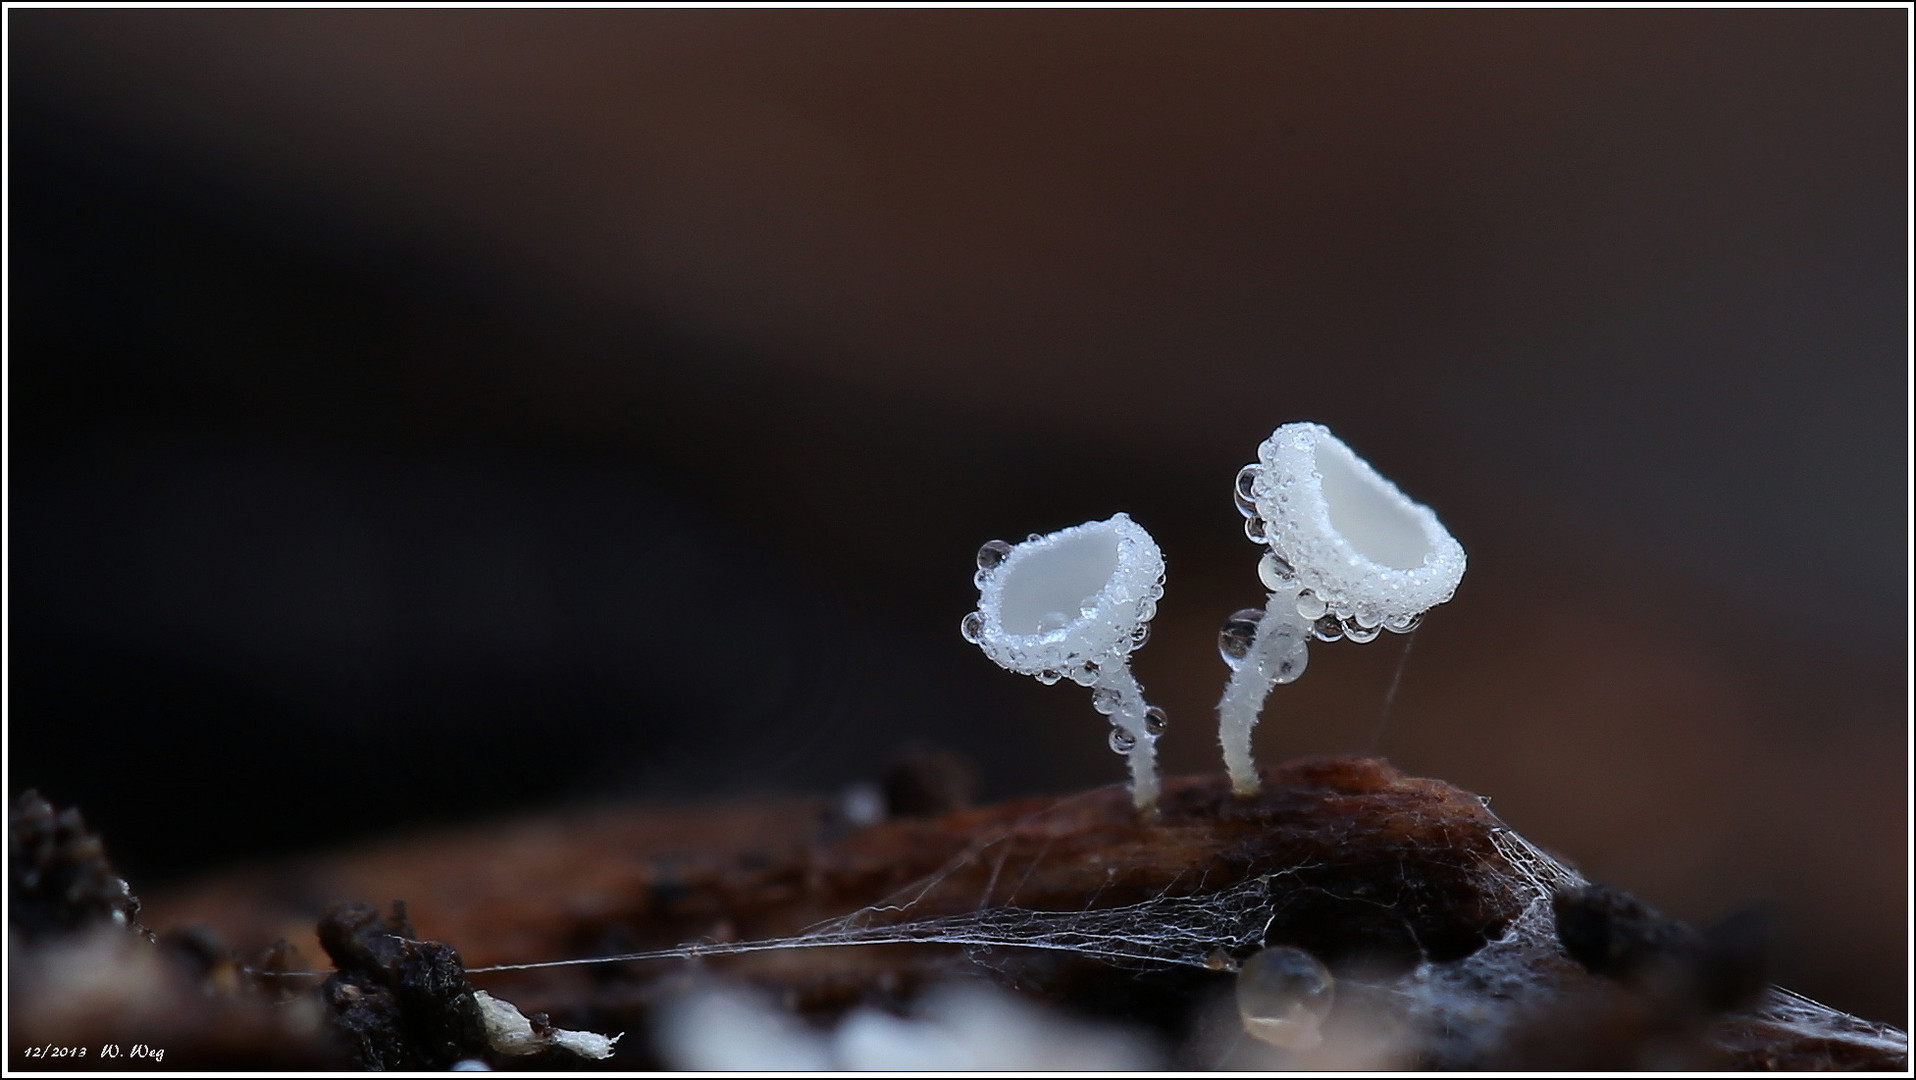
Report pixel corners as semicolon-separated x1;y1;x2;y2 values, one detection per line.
9;788;146;940
1555;881;1772;1013
317;900;493;1070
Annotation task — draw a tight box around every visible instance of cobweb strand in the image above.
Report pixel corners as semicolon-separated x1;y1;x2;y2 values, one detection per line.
465;872;1285;976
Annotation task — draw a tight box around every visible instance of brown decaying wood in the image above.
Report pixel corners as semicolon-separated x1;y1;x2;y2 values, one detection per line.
15;758;1909;1070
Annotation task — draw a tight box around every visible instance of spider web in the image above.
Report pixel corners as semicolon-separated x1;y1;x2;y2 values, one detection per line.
468;792;1309;976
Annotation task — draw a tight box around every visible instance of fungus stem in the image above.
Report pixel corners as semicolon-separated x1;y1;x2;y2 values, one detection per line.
1093;664;1160;818
1218;587;1312;798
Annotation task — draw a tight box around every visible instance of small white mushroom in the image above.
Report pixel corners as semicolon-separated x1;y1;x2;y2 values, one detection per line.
1218;423;1465;796
962;513;1169;816
473;989;621;1061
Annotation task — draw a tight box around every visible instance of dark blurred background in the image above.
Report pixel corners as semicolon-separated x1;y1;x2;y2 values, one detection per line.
8;10;1906;1022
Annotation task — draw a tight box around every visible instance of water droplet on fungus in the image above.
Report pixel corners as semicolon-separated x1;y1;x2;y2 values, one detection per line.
975;539;1013;571
1234;464;1262;517
1274;644;1307;684
1294;591;1328;620
1257;551;1296;590
1218;608;1265;667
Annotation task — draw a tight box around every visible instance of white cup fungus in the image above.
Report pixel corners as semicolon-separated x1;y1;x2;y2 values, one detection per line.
1219;423;1465;796
962;513;1169;816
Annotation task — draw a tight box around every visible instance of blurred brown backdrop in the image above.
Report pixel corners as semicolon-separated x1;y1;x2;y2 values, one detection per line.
9;10;1906;1023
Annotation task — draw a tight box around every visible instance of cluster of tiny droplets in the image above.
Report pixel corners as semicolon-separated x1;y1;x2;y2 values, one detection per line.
961;517;1170;758
1231;461;1422;645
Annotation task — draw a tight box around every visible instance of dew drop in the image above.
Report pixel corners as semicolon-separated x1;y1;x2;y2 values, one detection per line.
1090;686;1121;715
1131;621;1152;649
1204;948;1236;972
1236;946;1335;1050
1236;463;1261;500
1217;608;1265;667
1294;591;1328;620
1312;615;1344;642
1257;551;1296;590
975;539;1013;571
1345;622;1380;644
1036;669;1063;686
1386;612;1423;634
1108;725;1138;754
1233;464;1261;517
1027;533;1043;543
1273;643;1308;684
960;611;986;643
1244;515;1270;543
1144;706;1168;736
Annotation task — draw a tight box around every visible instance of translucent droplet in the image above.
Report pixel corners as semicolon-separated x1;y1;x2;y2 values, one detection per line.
1273;643;1308;684
1257;551;1296;590
1138;598;1158;622
1345;622;1380;644
975;539;1013;571
1294;591;1328;620
1036;669;1063;685
1131;621;1152;649
1027;533;1043;543
1144;706;1168;736
1233;464;1261;518
1218;608;1265;667
1236;946;1335;1051
1204;948;1235;972
1312;615;1344;642
1236;463;1260;497
960;611;986;643
1385;612;1423;634
1108;725;1137;754
1090;686;1121;715
1244;515;1270;543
